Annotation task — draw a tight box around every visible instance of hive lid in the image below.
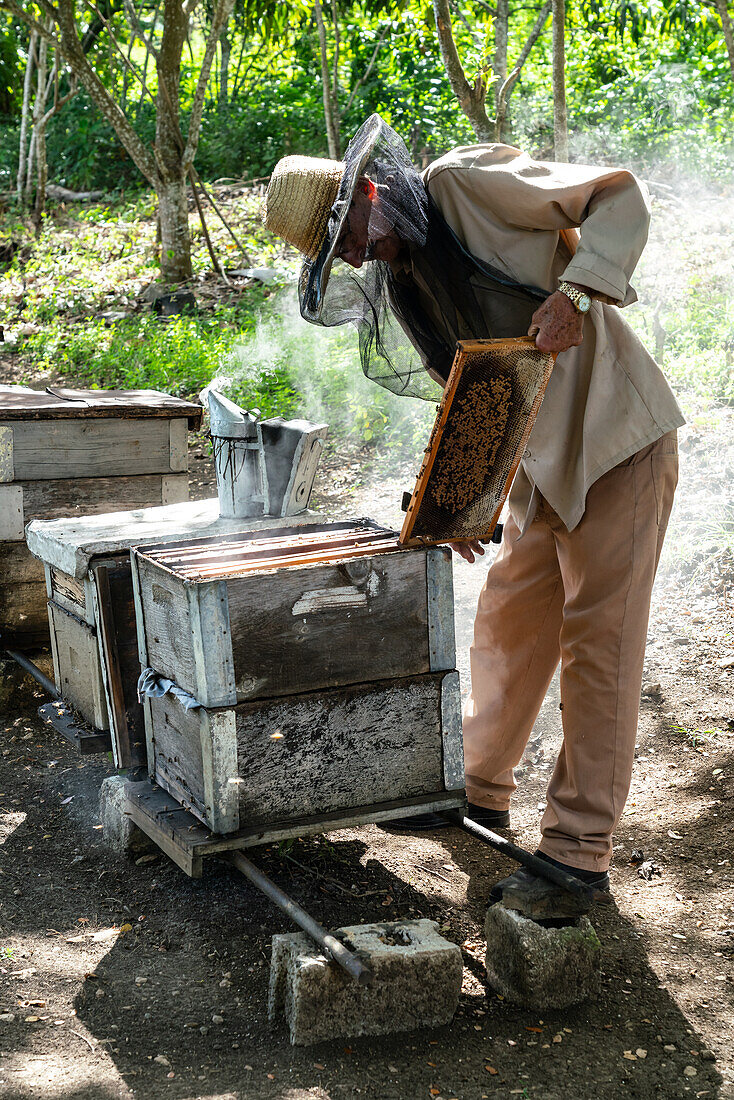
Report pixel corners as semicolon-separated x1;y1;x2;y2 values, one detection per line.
135;519;402;581
0;385;203;427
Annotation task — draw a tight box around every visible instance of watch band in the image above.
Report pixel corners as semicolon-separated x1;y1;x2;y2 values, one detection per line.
558;281;591;313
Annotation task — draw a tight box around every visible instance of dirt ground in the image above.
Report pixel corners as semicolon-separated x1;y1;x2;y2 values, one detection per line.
1;407;733;1100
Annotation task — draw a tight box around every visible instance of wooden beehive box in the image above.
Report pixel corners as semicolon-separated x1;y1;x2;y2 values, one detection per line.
132;522;463;833
0;385;202;648
26;501;322;766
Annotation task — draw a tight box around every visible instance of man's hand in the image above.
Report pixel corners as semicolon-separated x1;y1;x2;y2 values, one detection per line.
449;539;486;564
528;289;586;354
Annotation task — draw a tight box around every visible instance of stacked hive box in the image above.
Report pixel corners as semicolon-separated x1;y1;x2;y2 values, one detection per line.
26;502;321;765
132;522;464;836
0;385;202;648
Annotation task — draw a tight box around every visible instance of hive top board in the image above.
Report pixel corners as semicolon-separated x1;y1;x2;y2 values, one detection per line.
0;385;203;428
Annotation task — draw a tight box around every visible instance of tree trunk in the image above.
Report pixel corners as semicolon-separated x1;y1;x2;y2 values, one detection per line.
713;0;734;81
219;28;231;108
17;30;36;204
30;32;48;226
433;0;494;141
552;0;568;160
493;0;508;116
314;0;340;158
156;0;191;281
157;175;191;282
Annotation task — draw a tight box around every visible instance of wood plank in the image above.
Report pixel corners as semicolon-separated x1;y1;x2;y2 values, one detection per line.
426;547;456;671
0;386;203;427
135;556;198;692
233;674;447;826
440;670;465;790
225;550;430;703
25;501;320;580
146;694;211;823
47;568;90;620
48;601;108;730
93;563;147;771
0;486;24;539
124;779;465;879
147;672;454;832
161;474;189;505
3;418;176;480
18;473;189;526
168;419;188;472
37;699;112;755
0;426;13;481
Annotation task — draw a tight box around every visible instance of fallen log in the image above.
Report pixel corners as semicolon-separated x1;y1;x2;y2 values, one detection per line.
46;184;105;202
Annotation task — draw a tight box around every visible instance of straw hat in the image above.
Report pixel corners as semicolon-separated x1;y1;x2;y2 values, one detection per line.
262;155;344;260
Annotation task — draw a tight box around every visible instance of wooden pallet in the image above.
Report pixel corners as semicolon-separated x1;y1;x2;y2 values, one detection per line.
124;779;466;878
38;699;112;754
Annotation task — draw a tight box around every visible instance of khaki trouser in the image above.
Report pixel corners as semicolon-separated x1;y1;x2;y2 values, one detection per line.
463;431;678;872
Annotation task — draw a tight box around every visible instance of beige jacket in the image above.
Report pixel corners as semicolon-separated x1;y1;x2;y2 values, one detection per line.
421;144;684;533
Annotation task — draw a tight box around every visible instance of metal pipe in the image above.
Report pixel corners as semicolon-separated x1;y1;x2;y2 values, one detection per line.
441;811;605;903
227;851;373;985
3;647;59;699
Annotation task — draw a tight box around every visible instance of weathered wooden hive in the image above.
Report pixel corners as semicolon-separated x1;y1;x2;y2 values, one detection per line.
132;521;464;835
26;500;320;764
0;386;202;648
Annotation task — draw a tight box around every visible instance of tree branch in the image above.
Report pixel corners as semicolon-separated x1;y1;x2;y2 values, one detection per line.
123;0;159;58
345;23;389;111
182;0;234;169
433;0;493;140
54;0;158;183
0;0;62;49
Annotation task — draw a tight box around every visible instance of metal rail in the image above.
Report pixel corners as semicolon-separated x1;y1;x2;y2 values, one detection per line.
227;851;373;985
441;811;606;903
2;647;59;699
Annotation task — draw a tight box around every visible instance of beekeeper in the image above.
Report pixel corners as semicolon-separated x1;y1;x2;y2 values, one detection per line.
262;114;683;917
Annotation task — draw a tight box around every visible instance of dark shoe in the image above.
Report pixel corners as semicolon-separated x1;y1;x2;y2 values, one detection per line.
489;852;610;920
464;802;511;829
381;811;450;831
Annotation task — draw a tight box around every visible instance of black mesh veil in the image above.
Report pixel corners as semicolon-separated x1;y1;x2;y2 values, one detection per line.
299;114;550;400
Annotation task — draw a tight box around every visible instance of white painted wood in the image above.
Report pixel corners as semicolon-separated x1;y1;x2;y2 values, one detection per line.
2;417;174;480
440;670;465;791
427;547;456;671
25;501;321;579
47;596;63;695
48;601;108;730
129;551;149;668
200;710;239;832
291;586;367;614
161;474;189;505
46;567;94;623
88;577;118;763
168;418;189;472
0;485;24;539
0;426;13;482
187;580;237;708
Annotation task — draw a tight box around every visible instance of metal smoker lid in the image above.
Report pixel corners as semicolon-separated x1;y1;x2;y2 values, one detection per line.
206;390;260;440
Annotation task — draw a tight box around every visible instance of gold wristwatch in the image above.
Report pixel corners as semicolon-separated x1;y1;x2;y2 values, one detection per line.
558;281;592;313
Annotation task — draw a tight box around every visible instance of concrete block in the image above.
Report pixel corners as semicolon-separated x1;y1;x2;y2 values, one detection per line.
268;919;463;1045
99;775;149;855
484;902;601;1010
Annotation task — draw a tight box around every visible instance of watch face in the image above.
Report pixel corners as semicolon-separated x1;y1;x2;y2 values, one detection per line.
578;293;592;313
